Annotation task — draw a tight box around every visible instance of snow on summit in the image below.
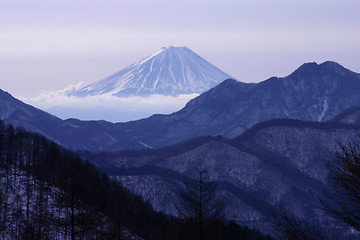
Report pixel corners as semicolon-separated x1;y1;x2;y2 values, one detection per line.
69;46;232;97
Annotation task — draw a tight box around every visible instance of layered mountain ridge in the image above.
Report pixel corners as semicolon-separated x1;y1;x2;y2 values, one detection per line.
1;61;360;151
85;114;360;233
69;46;232;97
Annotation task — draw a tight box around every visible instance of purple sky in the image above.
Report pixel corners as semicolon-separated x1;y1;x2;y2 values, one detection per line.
1;0;360;98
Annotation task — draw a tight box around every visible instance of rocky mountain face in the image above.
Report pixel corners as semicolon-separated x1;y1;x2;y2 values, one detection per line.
69;46;231;97
1;61;360;151
84;117;360;233
172;61;360;138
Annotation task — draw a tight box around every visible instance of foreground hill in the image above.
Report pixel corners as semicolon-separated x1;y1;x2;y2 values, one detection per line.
1;61;360;151
82;113;360;234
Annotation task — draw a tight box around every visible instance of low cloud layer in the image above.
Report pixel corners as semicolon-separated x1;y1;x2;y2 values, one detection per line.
21;83;199;122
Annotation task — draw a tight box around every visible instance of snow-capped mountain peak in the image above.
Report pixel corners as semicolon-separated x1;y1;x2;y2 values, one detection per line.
69;46;232;97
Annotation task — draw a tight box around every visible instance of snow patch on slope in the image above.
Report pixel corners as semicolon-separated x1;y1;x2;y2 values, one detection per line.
318;98;328;121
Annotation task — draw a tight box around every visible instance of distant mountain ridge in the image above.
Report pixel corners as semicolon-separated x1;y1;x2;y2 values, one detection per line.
1;61;360;151
69;46;232;97
328;106;360;125
0;89;63;138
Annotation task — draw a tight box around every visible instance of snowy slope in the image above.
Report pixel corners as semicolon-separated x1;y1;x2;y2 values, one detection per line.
88;119;360;234
69;46;232;97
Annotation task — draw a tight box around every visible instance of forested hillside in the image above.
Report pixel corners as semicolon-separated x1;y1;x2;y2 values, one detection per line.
0;119;272;240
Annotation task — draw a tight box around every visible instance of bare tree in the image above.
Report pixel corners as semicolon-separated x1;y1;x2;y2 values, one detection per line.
176;168;225;240
272;205;338;240
322;141;360;231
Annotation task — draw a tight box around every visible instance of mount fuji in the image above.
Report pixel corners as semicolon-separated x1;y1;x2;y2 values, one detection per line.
68;46;232;97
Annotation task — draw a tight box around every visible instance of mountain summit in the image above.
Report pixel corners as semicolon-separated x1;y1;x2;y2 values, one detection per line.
70;46;232;97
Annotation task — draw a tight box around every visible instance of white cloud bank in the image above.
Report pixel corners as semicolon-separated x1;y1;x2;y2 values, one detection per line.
21;83;199;122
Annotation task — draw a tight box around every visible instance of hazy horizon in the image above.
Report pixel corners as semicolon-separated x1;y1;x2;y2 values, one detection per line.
2;0;359;97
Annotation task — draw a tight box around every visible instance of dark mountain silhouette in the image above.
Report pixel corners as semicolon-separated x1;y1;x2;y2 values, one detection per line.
328;106;360;125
